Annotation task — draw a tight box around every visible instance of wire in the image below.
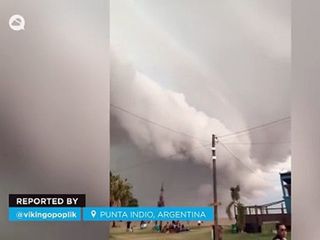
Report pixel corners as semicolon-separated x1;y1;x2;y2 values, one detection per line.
113;141;276;183
222;141;290;145
218;142;256;173
112;143;211;173
111;104;209;144
218;117;291;139
110;104;289;176
111;104;290;147
218;142;286;182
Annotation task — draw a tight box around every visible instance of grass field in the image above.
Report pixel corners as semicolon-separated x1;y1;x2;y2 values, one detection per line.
110;226;291;240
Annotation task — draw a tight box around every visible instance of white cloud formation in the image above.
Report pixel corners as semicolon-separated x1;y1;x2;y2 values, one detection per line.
111;50;290;206
110;0;291;208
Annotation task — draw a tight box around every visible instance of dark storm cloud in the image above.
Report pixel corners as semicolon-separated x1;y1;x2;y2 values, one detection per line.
110;0;290;215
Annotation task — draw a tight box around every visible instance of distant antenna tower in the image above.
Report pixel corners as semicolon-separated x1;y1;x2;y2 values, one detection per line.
157;182;165;207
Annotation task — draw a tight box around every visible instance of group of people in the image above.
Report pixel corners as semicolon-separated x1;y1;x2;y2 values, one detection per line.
160;221;190;233
131;220;288;239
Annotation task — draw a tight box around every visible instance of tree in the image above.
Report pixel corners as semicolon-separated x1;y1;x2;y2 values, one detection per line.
226;185;246;232
236;203;246;232
110;172;133;207
128;198;139;207
226;185;240;220
110;172;137;227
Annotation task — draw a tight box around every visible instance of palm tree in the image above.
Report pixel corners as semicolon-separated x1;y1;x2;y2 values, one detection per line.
126;197;139;232
128;198;139;207
110;172;134;227
226;185;245;232
110;172;133;207
226;185;240;220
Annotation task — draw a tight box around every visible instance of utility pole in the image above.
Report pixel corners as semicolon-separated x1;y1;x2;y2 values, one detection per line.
212;134;219;240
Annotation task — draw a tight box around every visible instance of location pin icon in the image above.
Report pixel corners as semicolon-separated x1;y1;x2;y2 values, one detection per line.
91;210;97;218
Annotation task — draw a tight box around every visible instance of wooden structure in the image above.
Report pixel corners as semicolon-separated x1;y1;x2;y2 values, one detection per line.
235;200;291;233
235;172;291;233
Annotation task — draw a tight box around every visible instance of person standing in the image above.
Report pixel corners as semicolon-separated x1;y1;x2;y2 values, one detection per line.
272;223;287;240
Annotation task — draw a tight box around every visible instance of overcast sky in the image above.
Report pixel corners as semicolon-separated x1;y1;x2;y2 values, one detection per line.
110;0;291;217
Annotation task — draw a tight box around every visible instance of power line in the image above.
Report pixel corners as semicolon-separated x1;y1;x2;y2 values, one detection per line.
218;141;257;173
111;104;290;146
111;104;209;144
113;140;276;182
111;104;289;176
218;117;291;139
218;142;285;182
222;141;290;145
113;143;211;173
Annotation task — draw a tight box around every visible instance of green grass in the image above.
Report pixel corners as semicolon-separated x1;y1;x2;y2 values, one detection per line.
110;226;291;240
